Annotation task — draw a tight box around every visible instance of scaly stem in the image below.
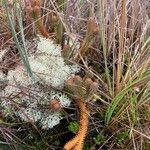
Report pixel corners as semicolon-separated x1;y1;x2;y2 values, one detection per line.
64;97;89;150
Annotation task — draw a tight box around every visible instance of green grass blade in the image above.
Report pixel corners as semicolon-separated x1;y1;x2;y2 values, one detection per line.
105;72;150;124
3;0;34;81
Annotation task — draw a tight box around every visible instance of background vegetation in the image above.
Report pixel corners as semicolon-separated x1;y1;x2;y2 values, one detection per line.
0;0;149;149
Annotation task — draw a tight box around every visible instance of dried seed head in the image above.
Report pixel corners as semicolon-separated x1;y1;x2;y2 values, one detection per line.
27;6;40;20
87;17;99;35
26;0;41;21
65;76;79;94
93;27;99;34
74;75;82;83
49;99;61;111
31;0;40;7
85;78;93;88
90;81;99;92
66;77;75;87
26;6;32;12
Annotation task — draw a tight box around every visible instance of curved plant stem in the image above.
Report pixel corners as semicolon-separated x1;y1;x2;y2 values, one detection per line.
64;97;89;150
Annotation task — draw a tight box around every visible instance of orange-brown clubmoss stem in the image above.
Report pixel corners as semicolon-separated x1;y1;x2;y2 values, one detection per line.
64;97;89;150
74;17;99;62
26;0;49;38
35;20;49;38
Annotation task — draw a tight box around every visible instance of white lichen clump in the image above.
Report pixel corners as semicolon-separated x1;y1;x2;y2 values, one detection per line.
29;37;79;88
1;36;79;129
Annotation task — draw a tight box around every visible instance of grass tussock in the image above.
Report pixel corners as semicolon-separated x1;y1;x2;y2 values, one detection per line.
0;0;150;149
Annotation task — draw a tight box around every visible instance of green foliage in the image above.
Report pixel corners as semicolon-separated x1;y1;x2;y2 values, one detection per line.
68;121;79;133
93;134;105;145
105;73;150;124
115;130;129;145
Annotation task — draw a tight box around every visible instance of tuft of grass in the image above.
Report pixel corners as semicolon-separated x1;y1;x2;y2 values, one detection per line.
2;0;34;80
